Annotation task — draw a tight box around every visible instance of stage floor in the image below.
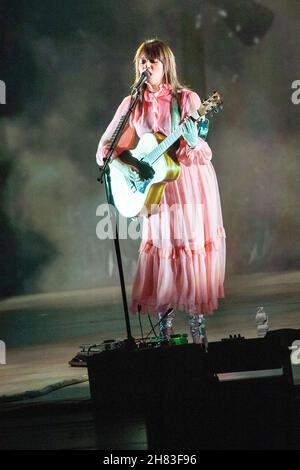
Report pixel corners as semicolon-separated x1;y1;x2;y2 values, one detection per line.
0;270;299;399
0;270;300;450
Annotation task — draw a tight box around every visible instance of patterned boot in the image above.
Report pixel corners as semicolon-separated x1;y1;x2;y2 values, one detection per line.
189;314;208;348
158;309;175;342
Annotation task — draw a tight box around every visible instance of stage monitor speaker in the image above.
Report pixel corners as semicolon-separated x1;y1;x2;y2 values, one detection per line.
87;343;216;410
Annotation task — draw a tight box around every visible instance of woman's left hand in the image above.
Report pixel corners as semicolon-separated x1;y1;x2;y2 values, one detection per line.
182;119;198;148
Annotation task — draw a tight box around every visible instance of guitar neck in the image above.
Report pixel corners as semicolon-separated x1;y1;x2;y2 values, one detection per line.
147;125;183;165
146;92;222;164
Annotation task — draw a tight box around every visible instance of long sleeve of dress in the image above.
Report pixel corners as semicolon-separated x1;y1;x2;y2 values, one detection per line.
176;91;212;166
96;96;137;166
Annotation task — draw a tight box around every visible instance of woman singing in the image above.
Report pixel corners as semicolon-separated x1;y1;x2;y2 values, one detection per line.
96;39;226;343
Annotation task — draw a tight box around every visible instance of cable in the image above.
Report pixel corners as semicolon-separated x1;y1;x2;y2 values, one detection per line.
137;304;144;342
145;308;173;339
146;315;159;339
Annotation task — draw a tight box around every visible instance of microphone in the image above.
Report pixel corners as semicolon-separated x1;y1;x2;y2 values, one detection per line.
132;70;150;92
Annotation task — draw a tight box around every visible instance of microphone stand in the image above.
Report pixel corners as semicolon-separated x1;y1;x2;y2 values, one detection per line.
97;72;149;350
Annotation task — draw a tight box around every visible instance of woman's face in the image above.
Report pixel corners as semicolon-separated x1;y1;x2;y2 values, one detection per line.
138;54;164;90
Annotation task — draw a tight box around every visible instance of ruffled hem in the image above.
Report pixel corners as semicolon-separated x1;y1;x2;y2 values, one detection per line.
131;288;225;317
130;231;226;317
139;225;226;259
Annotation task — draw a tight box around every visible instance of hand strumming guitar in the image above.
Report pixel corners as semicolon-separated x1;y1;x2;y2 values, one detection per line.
115;152;155;182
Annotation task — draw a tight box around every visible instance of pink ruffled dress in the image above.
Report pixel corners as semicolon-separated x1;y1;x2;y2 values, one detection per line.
96;84;226;316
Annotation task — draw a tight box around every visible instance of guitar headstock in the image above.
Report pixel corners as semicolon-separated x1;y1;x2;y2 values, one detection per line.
198;91;223;117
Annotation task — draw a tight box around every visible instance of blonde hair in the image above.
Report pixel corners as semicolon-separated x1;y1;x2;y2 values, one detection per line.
133;39;184;97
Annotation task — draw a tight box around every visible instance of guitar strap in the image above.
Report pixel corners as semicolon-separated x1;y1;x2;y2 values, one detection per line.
171;93;181;132
170;93;182;153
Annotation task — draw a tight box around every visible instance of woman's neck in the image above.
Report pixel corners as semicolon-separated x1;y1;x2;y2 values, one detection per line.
146;82;162;93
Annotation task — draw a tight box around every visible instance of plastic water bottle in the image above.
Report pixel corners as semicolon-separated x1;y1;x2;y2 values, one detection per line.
255;306;269;337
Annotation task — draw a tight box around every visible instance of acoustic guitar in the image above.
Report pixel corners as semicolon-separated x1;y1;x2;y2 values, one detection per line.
110;91;223;218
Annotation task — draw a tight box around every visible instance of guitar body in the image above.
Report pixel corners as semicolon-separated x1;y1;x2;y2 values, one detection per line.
110;132;180;218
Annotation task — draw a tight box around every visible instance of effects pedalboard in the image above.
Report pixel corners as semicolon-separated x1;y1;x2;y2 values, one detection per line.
69;333;188;367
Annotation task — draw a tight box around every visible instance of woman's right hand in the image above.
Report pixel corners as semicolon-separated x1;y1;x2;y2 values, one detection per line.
111;157;154;181
127;166;142;182
110;158;141;182
121;163;142;182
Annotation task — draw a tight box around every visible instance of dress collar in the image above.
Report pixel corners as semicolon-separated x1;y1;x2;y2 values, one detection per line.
144;83;172;102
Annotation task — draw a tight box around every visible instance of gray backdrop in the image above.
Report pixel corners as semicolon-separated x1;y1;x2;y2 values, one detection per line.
0;0;299;297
